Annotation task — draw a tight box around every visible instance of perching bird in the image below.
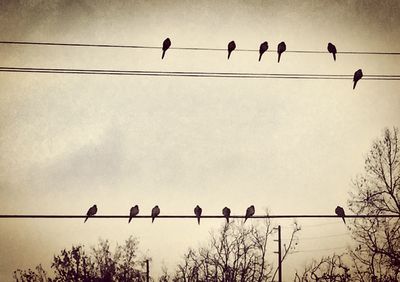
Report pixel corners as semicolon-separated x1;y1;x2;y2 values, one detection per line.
244;205;255;223
128;205;139;223
335;206;346;224
151;205;160;223
259;41;269;62
227;41;236;60
353;69;363;90
327;42;337;61
194;205;202;225
162;38;171;59
277;41;286;63
222;207;231;223
84;204;97;223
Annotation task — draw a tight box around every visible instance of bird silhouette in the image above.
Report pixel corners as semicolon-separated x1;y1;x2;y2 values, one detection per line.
259;41;269;62
151;205;160;223
277;41;286;63
353;69;363;90
327;43;337;61
222;207;231;223
162;38;171;59
244;205;255;223
335;206;346;224
227;41;236;60
194;205;202;225
84;204;97;223
128;205;139;223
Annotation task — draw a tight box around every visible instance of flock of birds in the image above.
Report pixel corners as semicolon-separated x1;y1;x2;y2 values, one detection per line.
84;204;347;225
161;38;364;89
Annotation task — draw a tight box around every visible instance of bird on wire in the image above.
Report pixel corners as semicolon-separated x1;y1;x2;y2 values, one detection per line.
244;205;255;223
277;41;286;63
227;40;236;59
84;204;97;223
194;205;202;225
335;206;346;224
162;38;171;59
259;41;269;62
222;207;231;223
353;69;363;90
128;205;139;223
327;42;337;61
151;205;160;223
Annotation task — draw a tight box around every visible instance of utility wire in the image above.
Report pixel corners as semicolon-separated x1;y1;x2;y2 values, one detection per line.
1;66;400;80
296;233;350;241
0;214;399;219
291;246;348;253
1;40;400;56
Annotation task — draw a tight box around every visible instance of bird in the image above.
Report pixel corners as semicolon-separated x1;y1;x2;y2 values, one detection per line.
244;205;255;223
128;205;139;223
222;207;231;223
227;41;236;59
335;206;346;224
194;205;202;225
151;205;160;223
84;204;97;223
259;41;269;62
277;41;286;63
353;69;363;90
162;38;171;59
327;42;337;61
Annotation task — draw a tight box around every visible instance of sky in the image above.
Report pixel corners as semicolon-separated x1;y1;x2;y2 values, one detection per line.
0;0;400;281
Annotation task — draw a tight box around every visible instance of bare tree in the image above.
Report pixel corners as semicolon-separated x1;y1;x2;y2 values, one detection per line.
14;236;148;282
294;253;351;281
173;219;300;282
13;264;49;282
348;127;400;281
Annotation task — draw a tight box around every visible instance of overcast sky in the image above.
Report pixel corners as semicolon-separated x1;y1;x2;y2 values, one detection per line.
0;0;399;281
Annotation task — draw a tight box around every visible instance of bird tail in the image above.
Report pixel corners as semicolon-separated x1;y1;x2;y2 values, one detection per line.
162;50;166;59
278;53;281;63
353;81;357;90
342;217;346;224
152;217;155;223
84;217;88;223
259;53;262;62
226;217;229;223
244;217;248;223
197;217;200;225
128;217;132;223
228;51;231;60
333;53;336;61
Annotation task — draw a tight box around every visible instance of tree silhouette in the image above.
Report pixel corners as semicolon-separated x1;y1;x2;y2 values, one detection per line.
173;219;300;282
294;254;351;281
13;264;49;282
296;127;400;281
348;127;400;280
14;236;148;282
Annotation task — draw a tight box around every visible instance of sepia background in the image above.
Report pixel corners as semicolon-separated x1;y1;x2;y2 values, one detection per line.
0;0;399;280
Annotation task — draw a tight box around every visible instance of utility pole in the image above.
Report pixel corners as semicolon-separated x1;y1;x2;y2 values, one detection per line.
273;225;282;282
146;259;149;282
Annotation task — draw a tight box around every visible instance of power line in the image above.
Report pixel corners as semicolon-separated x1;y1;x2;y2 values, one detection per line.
1;66;400;80
291;246;347;254
1;40;400;56
298;233;350;240
282;232;350;241
0;214;398;219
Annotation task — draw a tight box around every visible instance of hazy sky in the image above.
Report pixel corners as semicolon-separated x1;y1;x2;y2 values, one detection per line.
0;0;399;281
